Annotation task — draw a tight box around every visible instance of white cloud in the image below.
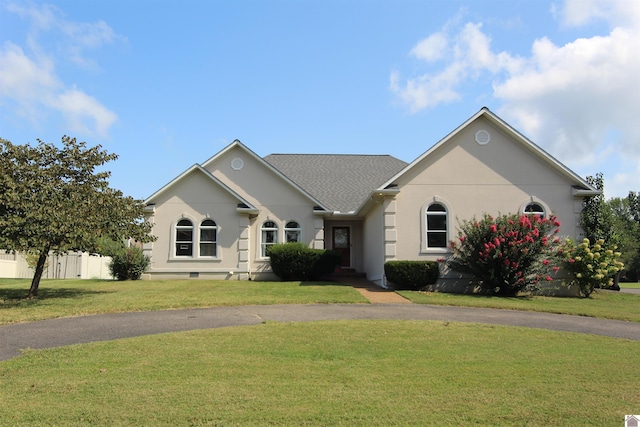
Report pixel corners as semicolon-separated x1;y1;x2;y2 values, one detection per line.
494;26;640;161
559;0;640;28
0;3;121;138
0;42;59;101
390;67;462;112
410;32;448;62
7;2;58;32
390;22;525;112
609;160;640;199
391;0;640;197
54;88;117;138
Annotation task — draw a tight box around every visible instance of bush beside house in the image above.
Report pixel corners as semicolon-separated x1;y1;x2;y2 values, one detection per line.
109;246;150;281
97;239;150;281
268;243;341;281
384;260;440;290
558;237;624;297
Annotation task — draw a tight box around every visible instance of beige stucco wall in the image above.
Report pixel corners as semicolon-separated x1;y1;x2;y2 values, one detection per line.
382;116;585;294
391;116;583;261
146;144;324;280
208;145;324;279
362;202;385;285
144;169;250;279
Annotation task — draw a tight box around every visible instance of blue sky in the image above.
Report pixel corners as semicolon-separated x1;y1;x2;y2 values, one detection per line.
1;0;638;200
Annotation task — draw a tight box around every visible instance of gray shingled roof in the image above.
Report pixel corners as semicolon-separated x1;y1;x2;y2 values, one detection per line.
264;154;408;213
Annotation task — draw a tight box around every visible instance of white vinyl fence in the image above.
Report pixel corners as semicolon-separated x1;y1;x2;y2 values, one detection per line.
0;251;113;280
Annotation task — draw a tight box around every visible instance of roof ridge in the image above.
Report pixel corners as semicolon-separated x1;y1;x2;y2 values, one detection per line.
266;153;401;157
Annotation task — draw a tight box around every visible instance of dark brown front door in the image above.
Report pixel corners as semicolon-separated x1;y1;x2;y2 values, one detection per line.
332;227;350;267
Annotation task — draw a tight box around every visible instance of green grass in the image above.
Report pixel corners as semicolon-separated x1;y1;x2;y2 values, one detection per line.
620;282;640;289
2;279;638;424
2;278;640;325
0;279;367;325
1;320;637;426
398;289;640;322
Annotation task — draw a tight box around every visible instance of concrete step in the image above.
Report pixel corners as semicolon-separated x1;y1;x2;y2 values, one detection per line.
332;268;366;278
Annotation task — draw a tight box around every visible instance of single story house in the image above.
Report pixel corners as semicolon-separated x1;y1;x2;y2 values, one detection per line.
142;107;599;289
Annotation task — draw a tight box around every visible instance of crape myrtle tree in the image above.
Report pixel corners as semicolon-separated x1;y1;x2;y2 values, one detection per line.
0;136;155;298
447;213;561;296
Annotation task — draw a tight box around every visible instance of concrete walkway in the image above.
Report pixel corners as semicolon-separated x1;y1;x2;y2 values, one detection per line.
348;277;412;303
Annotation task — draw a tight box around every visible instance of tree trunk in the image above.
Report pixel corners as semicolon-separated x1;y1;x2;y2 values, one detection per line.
28;248;49;299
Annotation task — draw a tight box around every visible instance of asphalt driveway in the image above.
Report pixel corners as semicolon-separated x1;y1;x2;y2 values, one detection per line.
2;303;639;361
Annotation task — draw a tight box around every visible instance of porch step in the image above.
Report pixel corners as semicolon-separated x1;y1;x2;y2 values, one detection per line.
331;267;366;278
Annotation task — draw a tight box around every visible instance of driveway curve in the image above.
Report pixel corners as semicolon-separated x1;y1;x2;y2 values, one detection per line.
2;304;639;361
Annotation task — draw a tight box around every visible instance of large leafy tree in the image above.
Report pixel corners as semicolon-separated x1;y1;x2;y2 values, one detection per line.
629;191;640;223
580;173;615;244
608;192;640;281
0;136;155;298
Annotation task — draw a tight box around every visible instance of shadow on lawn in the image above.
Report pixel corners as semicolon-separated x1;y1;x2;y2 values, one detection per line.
297;280;354;287
0;287;112;305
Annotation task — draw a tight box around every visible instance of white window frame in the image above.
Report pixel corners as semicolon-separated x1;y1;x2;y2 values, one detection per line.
171;216;222;260
175;219;194;257
519;198;550;218
261;221;279;258
284;221;301;243
420;197;452;253
199;219;218;257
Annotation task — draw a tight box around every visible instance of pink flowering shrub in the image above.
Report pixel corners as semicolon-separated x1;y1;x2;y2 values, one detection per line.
558;238;624;297
447;213;561;296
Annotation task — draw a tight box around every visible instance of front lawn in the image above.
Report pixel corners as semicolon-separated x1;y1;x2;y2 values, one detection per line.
0;279;367;325
2;278;639;325
1;320;637;425
620;282;640;289
398;289;640;322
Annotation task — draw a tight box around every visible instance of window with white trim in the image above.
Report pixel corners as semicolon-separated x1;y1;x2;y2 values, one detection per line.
284;221;301;243
524;202;545;217
426;203;448;248
175;219;193;256
199;219;217;257
261;221;278;257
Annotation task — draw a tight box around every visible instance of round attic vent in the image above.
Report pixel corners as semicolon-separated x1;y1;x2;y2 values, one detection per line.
231;157;244;170
475;130;491;145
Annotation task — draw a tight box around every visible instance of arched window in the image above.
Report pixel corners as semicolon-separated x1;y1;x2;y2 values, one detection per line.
261;221;278;257
426;203;448;249
524;202;545;217
175;219;193;256
285;221;301;243
199;219;217;257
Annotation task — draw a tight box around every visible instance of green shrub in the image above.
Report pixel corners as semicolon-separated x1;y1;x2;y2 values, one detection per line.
558;238;624;297
109;246;150;281
384;260;439;290
268;243;341;281
447;213;561;296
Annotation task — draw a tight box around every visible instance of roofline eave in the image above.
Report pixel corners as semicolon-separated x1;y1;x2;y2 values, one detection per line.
354;188;401;216
201;140;331;211
144;164;257;211
573;188;602;197
379;107;598;192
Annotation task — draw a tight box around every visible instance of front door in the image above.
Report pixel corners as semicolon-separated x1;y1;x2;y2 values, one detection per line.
332;227;350;267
